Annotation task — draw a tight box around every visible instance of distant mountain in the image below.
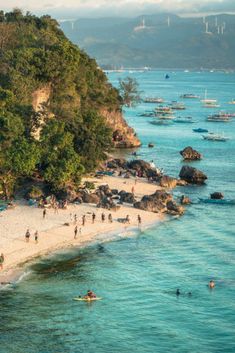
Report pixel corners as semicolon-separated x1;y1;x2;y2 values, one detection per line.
60;14;235;69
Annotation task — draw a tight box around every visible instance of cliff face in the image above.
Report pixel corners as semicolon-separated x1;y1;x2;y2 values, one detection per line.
31;87;140;148
101;108;141;148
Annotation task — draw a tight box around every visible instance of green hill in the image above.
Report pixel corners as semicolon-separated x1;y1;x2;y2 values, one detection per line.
0;9;138;198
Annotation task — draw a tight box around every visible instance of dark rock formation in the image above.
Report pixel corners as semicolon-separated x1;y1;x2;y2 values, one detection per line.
82;192;100;204
179;166;207;184
119;190;136;204
159;175;178;189
180;146;202;160
210;192;224;200
180;195;191;205
98;184;113;197
97;196;115;210
134;190;172;213
107;159;127;169
166;201;184;215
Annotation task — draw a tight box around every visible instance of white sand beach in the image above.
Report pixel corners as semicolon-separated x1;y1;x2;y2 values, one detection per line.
0;175;163;283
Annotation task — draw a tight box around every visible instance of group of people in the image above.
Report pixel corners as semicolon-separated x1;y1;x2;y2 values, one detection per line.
176;280;216;296
25;229;39;243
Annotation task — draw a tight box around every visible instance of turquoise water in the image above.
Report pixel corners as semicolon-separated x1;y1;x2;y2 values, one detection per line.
1;71;235;353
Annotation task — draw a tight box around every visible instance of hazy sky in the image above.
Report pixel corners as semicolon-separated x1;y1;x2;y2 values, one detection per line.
0;0;235;18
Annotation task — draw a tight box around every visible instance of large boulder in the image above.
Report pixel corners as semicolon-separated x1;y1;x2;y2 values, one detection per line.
98;184;113;197
127;159;159;178
166;201;184;216
107;158;127;169
159;175;178;189
180;146;202;161
134;190;172;213
179;166;207;184
210;192;224;200
119;190;136;204
82;193;100;204
97;196;116;210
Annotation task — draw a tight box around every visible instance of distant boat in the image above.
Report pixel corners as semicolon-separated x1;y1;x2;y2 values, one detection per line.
155;106;173;114
149;120;173;126
207;113;230;122
180;93;200;99
170;101;186;110
193;128;208;133
228;99;235;105
143;97;164;103
173;116;195;123
202;132;230;141
157;113;175;120
201;89;219;107
165;74;170;79
199;198;235;205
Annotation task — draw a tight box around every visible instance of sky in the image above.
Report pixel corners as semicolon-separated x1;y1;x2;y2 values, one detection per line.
0;0;235;19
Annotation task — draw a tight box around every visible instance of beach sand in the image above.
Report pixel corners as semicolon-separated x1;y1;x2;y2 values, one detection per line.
0;175;163;283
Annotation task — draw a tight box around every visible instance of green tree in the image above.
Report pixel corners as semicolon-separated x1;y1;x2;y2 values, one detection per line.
118;77;142;107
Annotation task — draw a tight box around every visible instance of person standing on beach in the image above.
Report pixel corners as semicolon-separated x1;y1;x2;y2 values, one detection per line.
34;231;39;244
92;212;96;224
108;213;113;223
82;215;86;226
74;226;78;239
131;186;135;194
126;215;130;224
25;229;30;242
43;209;46;219
137;215;142;227
101;213;105;223
0;253;4;270
74;214;77;224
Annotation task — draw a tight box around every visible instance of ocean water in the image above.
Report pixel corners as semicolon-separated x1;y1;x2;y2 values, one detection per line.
1;71;235;353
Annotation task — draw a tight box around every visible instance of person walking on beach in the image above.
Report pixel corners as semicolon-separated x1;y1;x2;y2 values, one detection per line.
125;215;130;224
0;253;4;270
101;213;105;223
43;209;46;219
131;186;135;194
108;213;113;223
137;214;142;227
92;212;96;224
74;226;78;239
82;215;86;226
34;231;39;244
74;214;77;224
25;229;31;242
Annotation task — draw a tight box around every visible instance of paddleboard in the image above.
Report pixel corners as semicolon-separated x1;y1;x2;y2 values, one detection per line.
73;297;102;302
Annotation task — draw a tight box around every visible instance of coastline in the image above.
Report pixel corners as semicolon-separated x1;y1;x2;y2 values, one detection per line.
0;175;164;285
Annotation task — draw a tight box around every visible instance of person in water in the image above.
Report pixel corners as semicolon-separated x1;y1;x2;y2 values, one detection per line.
86;290;96;299
176;288;181;296
209;280;215;289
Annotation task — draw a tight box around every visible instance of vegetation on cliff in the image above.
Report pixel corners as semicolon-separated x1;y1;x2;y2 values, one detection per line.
0;9;133;198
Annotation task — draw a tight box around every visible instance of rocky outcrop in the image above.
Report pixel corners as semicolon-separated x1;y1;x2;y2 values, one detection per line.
166;201;184;215
127;159;160;178
180;146;202;160
179;166;207;184
107;159;127;169
180;195;191;205
119;190;136;204
159;175;178;189
210;192;224;200
101;108;141;148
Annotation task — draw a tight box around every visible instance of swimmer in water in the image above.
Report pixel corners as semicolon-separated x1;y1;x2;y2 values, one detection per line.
176;288;180;296
209;280;215;289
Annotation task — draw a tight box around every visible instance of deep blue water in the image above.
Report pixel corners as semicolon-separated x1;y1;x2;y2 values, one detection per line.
1;71;235;353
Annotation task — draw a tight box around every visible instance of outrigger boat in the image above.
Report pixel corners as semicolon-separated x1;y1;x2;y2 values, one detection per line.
180;93;200;99
173;116;195;123
144;97;164;103
202;132;230;141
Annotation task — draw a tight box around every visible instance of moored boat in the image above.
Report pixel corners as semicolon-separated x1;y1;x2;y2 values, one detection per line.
144;97;164;103
193;128;208;133
180;93;200;99
170;101;186;110
202;132;230;141
173;116;195;123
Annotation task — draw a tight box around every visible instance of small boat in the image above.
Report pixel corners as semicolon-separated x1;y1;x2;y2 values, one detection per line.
193;128;208;133
143;97;164;103
148;143;155;148
180;93;200;99
199;198;235;205
149;120;173;126
165;74;170;79
157;113;175;120
228;99;235;104
202;132;230;141
138;112;155;117
201;89;219;107
207;115;230;122
173;116;195;123
170;101;186;110
155;106;173;114
73;297;102;301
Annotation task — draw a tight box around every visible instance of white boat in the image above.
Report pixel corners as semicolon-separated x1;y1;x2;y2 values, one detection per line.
207;112;230;122
173;116;195;123
144;97;164;103
202;132;230;141
157;113;175;120
155;106;173;114
228;99;235;104
201;90;219;107
170;101;186;110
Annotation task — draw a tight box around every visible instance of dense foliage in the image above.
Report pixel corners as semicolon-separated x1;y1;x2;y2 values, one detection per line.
0;9;121;198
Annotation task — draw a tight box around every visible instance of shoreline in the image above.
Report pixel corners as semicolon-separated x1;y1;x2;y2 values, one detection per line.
0;175;164;285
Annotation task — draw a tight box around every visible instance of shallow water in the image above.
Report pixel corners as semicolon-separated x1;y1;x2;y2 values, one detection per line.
1;71;235;353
